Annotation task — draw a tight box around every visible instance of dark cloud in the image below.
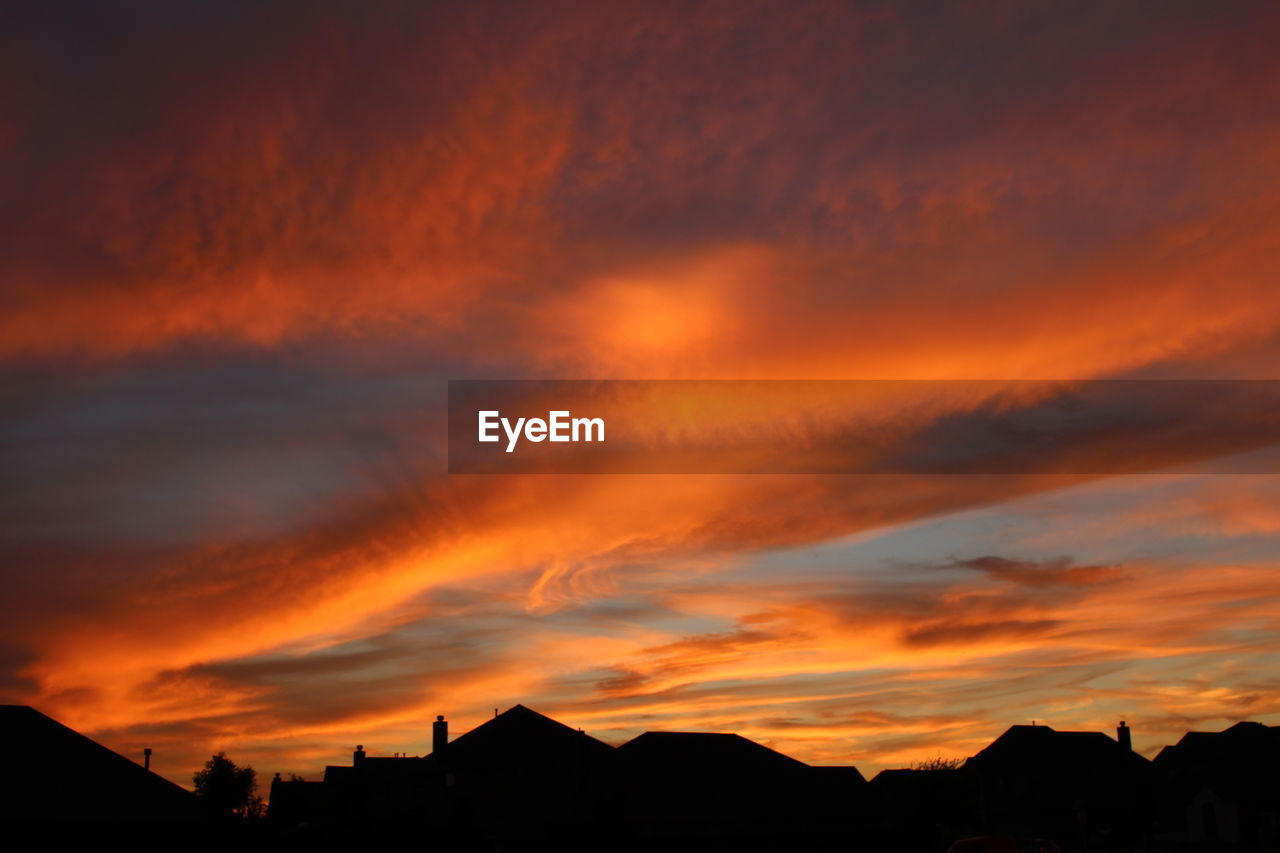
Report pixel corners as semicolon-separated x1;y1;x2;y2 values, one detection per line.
902;618;1062;648
951;556;1125;587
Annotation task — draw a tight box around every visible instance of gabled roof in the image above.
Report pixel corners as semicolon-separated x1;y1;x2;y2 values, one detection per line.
0;705;200;825
617;730;809;774
442;704;614;771
1157;720;1280;765
1175;720;1276;748
965;724;1149;773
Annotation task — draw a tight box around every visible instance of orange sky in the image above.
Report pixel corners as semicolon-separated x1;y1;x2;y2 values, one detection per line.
2;0;1280;786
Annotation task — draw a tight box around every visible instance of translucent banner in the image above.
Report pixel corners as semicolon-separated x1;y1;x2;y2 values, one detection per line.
447;380;1280;474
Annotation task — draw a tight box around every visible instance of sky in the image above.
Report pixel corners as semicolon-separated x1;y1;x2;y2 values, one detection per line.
3;0;1280;785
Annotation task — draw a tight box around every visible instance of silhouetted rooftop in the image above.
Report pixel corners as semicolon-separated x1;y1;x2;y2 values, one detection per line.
618;730;809;774
966;723;1150;772
440;704;614;771
0;705;200;826
1157;720;1280;765
1153;719;1280;805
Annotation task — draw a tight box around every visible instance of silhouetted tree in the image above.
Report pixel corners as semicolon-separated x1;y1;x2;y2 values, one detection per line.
910;756;966;770
193;752;263;819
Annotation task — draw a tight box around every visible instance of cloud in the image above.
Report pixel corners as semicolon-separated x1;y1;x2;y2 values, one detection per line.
1;1;1279;377
2;0;1280;784
951;556;1126;588
902;619;1062;648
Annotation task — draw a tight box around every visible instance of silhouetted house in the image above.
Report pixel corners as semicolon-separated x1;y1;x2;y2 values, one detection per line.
1153;720;1280;846
0;705;201;838
317;740;433;822
808;764;872;821
420;704;616;841
963;722;1154;844
269;739;433;829
273;705;618;844
270;704;869;849
265;772;328;831
871;766;981;851
616;730;868;843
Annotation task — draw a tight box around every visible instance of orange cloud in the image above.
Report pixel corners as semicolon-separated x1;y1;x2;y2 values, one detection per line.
3;0;1280;788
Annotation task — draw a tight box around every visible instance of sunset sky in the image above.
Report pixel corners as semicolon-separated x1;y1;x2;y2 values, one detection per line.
4;0;1280;786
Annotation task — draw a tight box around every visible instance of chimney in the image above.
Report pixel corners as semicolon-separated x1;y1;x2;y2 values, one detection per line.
1117;721;1132;751
433;715;448;755
353;744;366;766
143;747;152;771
